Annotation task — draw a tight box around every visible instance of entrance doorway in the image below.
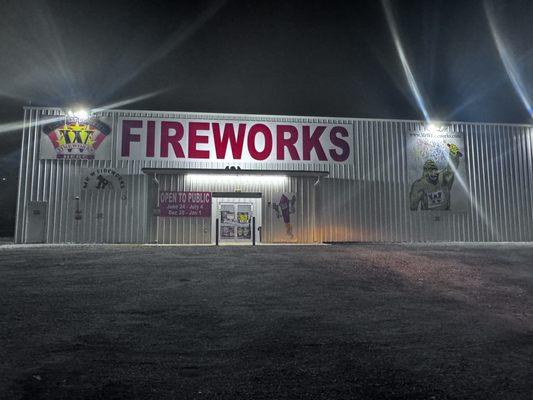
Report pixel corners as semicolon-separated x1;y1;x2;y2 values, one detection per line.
212;195;262;245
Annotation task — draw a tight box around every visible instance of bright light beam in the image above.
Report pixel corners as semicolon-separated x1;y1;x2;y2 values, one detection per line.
91;87;173;113
444;150;501;240
0;116;63;136
485;0;533;118
381;0;431;122
104;0;227;97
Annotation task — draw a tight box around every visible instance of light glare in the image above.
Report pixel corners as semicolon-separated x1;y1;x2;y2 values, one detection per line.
485;1;533;119
186;174;287;185
426;123;441;134
66;108;90;121
381;0;431;122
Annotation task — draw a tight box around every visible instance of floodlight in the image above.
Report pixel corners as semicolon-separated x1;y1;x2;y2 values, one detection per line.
66;108;90;121
74;109;89;120
427;123;439;133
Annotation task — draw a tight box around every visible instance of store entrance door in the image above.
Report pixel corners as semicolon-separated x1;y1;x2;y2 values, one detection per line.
219;202;253;244
212;195;262;245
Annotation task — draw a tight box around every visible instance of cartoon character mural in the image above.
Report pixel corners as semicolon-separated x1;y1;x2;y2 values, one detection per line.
407;127;468;212
270;193;297;241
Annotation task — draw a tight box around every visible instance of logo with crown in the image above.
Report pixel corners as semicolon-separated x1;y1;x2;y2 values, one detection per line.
43;115;111;160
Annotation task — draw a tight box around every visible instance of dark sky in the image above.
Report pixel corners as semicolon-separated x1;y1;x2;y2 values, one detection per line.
1;0;533;158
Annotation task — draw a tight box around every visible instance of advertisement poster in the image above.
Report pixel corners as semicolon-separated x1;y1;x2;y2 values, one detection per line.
236;211;251;239
407;127;468;212
159;191;211;217
40;116;112;160
270;193;297;242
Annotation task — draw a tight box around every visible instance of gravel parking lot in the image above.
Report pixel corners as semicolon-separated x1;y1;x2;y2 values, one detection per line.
0;243;532;399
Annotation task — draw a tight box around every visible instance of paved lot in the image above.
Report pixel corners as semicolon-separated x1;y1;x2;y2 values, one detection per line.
0;244;532;399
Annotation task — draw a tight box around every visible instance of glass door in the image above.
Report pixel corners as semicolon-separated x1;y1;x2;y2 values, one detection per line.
219;202;253;243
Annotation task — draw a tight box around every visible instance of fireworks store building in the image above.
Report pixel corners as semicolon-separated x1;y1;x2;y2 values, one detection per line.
14;107;533;244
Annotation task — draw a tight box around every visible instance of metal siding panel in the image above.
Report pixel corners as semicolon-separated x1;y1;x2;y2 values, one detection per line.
14;109;28;243
16;107;533;243
151;174;315;244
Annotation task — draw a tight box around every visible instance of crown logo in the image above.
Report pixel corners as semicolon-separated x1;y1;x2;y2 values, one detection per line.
43;117;111;160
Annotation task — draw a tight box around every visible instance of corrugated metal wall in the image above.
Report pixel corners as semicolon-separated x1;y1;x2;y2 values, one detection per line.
15;108;151;244
150;175;317;244
319;120;533;242
15;107;533;243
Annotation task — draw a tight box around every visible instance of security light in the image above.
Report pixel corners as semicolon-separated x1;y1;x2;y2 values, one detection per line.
427;123;439;133
66;108;90;121
186;174;287;185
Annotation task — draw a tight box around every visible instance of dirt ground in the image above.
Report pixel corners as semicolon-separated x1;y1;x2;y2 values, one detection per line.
0;243;531;399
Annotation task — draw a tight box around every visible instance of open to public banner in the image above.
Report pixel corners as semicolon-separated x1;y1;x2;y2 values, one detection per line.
407;127;469;212
117;117;353;164
159;191;212;217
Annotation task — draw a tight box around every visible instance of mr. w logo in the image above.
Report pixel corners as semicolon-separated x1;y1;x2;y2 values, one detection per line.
43;117;111;160
57;123;94;146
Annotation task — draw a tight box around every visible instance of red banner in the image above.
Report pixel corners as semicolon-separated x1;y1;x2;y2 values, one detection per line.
159;191;211;217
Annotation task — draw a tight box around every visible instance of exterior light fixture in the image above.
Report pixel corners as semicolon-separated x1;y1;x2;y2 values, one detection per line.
66;108;90;121
426;122;447;136
427;123;439;134
186;174;287;185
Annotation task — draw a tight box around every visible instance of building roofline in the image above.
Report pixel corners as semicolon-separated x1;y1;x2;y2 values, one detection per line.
21;106;533;128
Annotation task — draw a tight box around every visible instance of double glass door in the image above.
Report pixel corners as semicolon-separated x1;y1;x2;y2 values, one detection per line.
219;203;253;243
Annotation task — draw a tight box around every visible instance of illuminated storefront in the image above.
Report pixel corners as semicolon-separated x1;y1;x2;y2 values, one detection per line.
15;107;533;244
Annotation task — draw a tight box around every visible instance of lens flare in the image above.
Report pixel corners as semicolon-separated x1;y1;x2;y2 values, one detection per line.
443;147;501;240
381;0;431;122
91;88;172;113
102;0;227;98
485;0;533;118
0;116;63;135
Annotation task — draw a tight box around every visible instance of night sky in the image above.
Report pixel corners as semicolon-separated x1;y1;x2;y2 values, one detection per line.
1;0;533;231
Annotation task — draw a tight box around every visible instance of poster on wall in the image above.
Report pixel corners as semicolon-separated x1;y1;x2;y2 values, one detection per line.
40;116;112;160
407;126;468;212
236;211;251;239
159;191;211;217
269;193;297;242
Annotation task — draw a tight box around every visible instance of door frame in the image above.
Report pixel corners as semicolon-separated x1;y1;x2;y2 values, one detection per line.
211;193;262;245
25;201;48;243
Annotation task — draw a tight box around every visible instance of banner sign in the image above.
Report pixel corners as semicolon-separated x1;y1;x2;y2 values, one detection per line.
40;116;112;160
117;117;353;164
269;192;297;242
159;191;212;217
407;126;468;212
